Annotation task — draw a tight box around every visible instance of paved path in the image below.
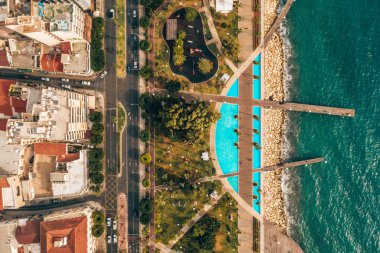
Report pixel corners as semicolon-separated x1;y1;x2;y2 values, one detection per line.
167;190;227;249
238;0;254;60
202;0;223;52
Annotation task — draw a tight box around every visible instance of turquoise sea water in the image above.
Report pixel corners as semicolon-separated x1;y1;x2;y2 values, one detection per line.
283;0;380;252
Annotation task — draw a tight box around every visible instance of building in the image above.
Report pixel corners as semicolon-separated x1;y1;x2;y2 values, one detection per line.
5;2;91;46
6;86;95;145
0;176;28;210
0;206;96;253
211;0;234;13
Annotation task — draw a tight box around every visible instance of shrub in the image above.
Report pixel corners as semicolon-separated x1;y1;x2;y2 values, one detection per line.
139;93;153;110
185;7;198;22
140;213;151;225
89;111;103;122
92;123;104;134
92;210;105;224
140;198;153;214
91;224;104;237
88;148;104;161
142;178;151;188
140;16;150;29
89;161;103;173
90;172;105;184
139;130;151;142
221;22;228;28
140;65;153;79
141;111;149;120
198;58;213;74
90;134;103;145
91;17;105;71
166;80;181;93
140;153;152;165
140;40;152;51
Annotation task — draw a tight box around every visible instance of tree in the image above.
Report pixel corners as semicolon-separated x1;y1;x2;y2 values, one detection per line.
92;210;105;224
142;178;151;188
92;123;104;134
221;22;228;28
90;134;103;145
173;36;186;66
197;58;213;74
140;65;153;79
140;213;151;225
91;225;104;237
90;172;105;184
166;80;181;93
139;93;153;110
91;17;105;71
140;16;150;29
89;161;103;173
89;111;103;122
140;153;152;165
140;40;152;51
140;198;153;214
159;98;220;141
88;148;104;161
185;7;197;22
177;30;186;40
222;36;240;62
139;130;151;142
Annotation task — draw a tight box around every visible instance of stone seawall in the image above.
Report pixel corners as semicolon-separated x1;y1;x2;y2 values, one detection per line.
262;0;287;233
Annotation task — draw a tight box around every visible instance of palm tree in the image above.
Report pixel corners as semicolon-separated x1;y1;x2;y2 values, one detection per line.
253;114;260;120
253;128;260;134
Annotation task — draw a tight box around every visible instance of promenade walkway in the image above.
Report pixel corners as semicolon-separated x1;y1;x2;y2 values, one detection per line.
202;0;223;52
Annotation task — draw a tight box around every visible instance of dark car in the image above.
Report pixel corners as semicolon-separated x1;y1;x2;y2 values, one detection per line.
127;65;131;72
132;19;138;29
133;209;138;217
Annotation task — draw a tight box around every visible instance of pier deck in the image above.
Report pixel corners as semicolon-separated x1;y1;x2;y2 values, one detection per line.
154;89;356;117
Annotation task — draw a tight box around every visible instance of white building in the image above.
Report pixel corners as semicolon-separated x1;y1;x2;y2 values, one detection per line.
211;0;234;13
6;87;95;145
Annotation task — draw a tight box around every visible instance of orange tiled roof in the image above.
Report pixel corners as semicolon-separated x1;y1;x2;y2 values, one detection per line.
41;54;64;72
40;216;87;253
0;50;10;67
0;79;14;116
15;219;41;244
0;178;10;211
57;153;80;163
0;118;8;131
34;143;67;156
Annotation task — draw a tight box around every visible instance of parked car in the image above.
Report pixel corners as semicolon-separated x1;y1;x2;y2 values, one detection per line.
133;209;138;217
107;217;111;227
109;9;115;19
133;60;138;69
23;75;29;79
50;199;58;203
133;9;137;18
107;235;111;244
113;234;117;244
41;77;49;81
81;81;91;86
61;78;69;82
100;70;107;79
127;65;131;72
113;220;117;230
61;84;71;89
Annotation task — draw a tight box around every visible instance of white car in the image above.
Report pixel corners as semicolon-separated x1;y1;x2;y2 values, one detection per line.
107;218;111;227
133;60;138;69
133;10;137;18
61;78;69;82
113;234;117;244
81;81;91;86
100;71;107;79
61;84;71;89
113;220;117;230
41;77;49;81
109;9;115;19
107;235;111;244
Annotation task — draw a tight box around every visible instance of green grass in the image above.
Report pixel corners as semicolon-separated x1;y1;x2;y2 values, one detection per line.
117;105;126;133
173;193;240;253
200;12;213;41
155;134;214;183
115;0;126;77
155;181;222;244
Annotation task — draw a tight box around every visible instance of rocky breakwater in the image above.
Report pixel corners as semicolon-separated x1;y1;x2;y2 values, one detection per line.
262;0;287;233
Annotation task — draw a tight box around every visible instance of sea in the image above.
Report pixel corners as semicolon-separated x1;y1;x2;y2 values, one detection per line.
280;0;380;252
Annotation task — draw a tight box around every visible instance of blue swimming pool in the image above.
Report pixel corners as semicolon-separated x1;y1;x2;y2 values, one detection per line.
215;56;262;214
252;55;262;213
215;80;239;178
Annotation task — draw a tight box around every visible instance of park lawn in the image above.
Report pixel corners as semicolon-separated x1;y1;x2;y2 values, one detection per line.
173;193;239;253
155;133;215;184
117;104;126;132
116;0;126;78
155;181;222;245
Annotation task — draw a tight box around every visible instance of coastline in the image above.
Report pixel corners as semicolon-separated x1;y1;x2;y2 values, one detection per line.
262;0;288;233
